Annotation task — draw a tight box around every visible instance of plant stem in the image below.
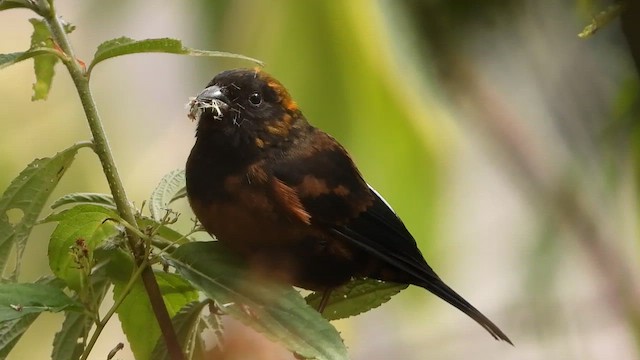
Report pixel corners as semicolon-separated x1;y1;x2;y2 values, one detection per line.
80;260;149;360
43;4;184;360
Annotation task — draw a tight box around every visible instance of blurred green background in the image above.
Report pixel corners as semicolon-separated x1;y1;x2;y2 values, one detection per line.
2;0;639;359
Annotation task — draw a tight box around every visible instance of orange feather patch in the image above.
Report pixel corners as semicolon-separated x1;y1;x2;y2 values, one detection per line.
272;179;312;225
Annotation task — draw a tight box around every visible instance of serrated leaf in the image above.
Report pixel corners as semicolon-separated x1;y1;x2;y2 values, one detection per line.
29;18;58;100
0;240;13;282
158;272;199;315
0;283;82;321
50;192;117;210
51;273;110;360
305;279;407;321
150;169;185;221
166;241;348;360
0;277;61;357
47;204;121;290
88;37;263;74
111;250;198;360
0;142;87;280
0;313;39;358
51;312;90;360
151;300;215;360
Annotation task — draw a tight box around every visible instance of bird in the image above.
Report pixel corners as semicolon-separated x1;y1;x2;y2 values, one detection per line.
185;68;512;344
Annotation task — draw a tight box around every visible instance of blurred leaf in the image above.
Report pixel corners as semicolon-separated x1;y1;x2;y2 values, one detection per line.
60;18;76;34
88;37;263;74
305;278;408;321
29;18;58;100
166;241;348;360
112;248;198;360
0;283;82;321
47;204;121;290
150;169;185;221
0;48;56;70
51;312;91;360
0;0;37;12
151;300;218;360
171;186;187;204
578;4;625;38
50;192;116;210
0;142;87;280
0;277;62;357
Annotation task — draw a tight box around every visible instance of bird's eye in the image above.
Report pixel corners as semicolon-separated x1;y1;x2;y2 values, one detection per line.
248;92;262;106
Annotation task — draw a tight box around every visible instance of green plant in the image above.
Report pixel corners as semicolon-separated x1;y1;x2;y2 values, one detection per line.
0;1;405;359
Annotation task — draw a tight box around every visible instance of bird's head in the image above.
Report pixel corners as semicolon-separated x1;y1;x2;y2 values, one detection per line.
189;68;304;149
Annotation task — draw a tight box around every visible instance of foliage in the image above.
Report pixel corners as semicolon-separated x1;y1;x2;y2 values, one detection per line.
0;1;408;359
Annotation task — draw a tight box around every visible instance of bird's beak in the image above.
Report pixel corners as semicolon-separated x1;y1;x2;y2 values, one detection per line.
188;85;230;121
196;85;230;105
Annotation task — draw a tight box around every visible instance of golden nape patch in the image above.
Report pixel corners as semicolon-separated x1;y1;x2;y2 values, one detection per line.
255;69;299;112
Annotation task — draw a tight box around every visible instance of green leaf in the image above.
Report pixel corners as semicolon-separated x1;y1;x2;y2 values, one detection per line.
0;314;40;358
111;250;198;360
50;192;116;210
0;283;82;321
51;312;91;360
0;49;56;70
47;204;121;290
51;273;110;360
305;279;407;321
157;272;199;315
149;169;185;221
0;142;87;280
87;37;263;74
0;277;63;357
166;241;348;360
151;300;218;360
0;240;14;281
29;18;58;101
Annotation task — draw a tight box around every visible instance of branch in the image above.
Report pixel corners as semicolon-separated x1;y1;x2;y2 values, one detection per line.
42;3;184;359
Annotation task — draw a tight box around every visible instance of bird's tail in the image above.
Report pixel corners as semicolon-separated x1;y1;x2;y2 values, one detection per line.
418;278;513;345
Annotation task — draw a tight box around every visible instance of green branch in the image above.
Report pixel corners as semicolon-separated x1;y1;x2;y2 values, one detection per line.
42;2;184;360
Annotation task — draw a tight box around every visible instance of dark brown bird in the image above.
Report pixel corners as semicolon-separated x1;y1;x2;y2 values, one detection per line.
185;68;511;344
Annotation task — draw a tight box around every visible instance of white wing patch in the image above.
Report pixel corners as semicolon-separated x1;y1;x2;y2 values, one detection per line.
367;184;395;213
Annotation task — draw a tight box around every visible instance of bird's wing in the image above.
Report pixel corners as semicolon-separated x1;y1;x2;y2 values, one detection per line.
270;132;512;343
269;132;437;283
